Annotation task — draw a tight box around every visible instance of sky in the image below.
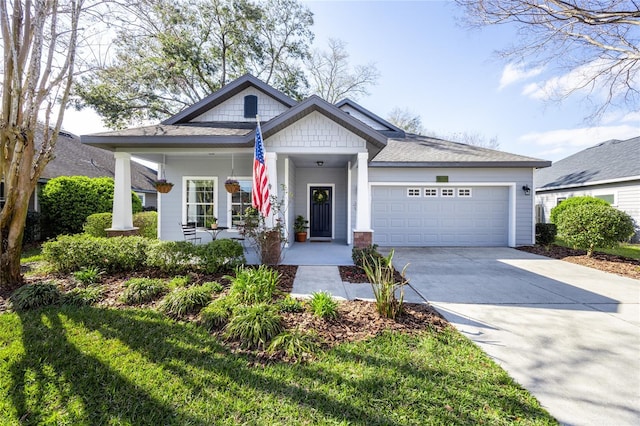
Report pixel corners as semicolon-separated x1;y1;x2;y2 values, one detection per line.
62;0;640;162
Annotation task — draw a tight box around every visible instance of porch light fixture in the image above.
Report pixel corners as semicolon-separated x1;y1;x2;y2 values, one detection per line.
522;185;531;195
316;161;324;167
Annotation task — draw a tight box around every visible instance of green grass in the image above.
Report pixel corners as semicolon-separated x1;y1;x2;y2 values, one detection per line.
555;238;640;259
20;246;43;264
0;306;557;425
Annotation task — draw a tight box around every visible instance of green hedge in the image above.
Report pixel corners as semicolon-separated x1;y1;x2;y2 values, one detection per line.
535;223;557;246
40;176;143;237
84;211;157;239
550;196;609;224
146;239;245;274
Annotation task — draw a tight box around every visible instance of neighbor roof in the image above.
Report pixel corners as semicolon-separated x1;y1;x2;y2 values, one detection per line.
371;134;551;168
42;130;156;192
536;136;640;190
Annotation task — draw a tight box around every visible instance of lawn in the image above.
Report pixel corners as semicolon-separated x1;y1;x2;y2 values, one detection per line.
0;305;557;425
554;238;640;260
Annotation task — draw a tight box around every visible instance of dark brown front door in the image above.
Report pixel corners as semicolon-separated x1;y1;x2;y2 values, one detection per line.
310;186;332;238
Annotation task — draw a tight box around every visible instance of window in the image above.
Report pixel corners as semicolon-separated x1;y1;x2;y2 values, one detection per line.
229;178;253;227
457;188;472;197
184;177;217;227
556;197;566;206
407;188;421;197
424;188;438;197
244;95;258;118
441;188;454;197
135;192;146;207
594;194;615;204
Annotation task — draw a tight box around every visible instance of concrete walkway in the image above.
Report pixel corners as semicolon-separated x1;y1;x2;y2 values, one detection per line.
291;247;640;426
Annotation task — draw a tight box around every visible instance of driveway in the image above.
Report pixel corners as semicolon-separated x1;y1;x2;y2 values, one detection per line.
388;247;640;426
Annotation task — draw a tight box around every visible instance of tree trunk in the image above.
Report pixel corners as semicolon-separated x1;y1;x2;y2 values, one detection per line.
0;200;28;289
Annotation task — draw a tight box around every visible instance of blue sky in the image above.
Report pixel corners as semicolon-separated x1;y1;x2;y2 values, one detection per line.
63;0;639;162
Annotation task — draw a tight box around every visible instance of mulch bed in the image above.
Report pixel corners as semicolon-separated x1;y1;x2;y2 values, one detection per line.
517;245;640;280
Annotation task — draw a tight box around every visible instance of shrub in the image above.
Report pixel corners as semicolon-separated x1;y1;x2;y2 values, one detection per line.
203;281;224;293
225;303;283;349
133;211;158;239
556;204;635;256
197;239;245;273
120;278;168;305
83;213;113;237
352;244;381;268
200;298;234;331
277;295;304;313
63;286;106;307
535;223;557;246
168;275;191;288
550;196;609;224
160;285;213;317
362;250;406;320
308;291;339;320
146;239;244;274
73;267;104;286
40;176;142;237
23;211;42;244
268;328;321;361
42;235;150;273
229;266;279;304
10;282;61;312
146;240;199;273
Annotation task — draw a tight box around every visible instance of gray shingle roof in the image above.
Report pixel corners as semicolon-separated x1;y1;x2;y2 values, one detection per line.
41;131;156;192
535;136;640;190
371;134;551;168
89;123;253;138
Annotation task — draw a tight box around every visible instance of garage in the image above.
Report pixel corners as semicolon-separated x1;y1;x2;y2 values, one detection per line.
371;185;509;246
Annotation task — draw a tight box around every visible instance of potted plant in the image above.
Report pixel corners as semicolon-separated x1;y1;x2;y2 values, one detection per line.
225;178;240;194
153;179;174;193
205;217;218;229
294;215;309;242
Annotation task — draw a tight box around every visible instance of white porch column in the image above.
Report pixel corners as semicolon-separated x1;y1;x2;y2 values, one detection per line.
111;152;134;230
265;152;278;227
355;152;371;230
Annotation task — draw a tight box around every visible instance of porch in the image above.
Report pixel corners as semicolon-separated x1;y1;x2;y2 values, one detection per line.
243;239;354;266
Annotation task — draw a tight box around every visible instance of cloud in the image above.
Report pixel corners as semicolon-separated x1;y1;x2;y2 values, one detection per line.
518;125;640;160
499;63;544;90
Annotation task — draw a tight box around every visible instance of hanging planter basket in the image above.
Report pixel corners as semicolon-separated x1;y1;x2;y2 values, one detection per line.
225;179;240;194
154;180;174;193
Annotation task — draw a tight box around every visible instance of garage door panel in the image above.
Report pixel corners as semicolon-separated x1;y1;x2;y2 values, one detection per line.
372;186;509;246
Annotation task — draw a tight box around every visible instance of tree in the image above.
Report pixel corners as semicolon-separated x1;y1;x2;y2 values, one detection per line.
307;38;379;103
75;0;314;128
445;131;500;150
386;107;426;134
455;0;640;118
0;1;85;288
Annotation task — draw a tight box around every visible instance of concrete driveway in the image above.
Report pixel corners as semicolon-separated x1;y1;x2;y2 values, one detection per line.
388;247;640;426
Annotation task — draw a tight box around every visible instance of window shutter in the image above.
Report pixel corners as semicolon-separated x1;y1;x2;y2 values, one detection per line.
244;95;258;118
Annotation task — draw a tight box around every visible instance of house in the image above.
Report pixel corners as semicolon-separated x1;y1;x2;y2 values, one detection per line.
535;137;640;242
82;74;550;247
0;130;158;212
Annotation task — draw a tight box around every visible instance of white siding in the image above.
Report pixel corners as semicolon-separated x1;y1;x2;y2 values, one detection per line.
191;87;288;122
267;111;366;151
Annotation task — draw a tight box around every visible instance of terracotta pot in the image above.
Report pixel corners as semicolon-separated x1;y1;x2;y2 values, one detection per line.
295;232;307;242
155;182;174;193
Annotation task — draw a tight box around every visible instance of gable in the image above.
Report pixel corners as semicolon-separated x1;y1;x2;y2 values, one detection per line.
190;87;290;123
339;104;389;131
266;111;367;151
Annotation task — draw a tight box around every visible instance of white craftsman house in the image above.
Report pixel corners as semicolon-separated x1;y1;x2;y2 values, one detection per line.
82;74;551;247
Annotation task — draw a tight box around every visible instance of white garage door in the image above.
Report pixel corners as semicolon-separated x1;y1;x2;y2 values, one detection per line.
372;186;509;246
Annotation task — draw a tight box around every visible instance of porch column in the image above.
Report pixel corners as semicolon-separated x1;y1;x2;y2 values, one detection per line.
265;152;278;227
108;152;136;235
354;152;373;247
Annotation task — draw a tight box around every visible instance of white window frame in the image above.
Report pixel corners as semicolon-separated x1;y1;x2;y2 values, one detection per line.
407;188;421;197
424;188;438;197
457;188;472;198
227;176;253;229
441;188;455;197
182;176;218;227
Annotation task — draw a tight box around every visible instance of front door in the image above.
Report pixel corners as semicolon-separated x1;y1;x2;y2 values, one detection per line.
310;186;332;238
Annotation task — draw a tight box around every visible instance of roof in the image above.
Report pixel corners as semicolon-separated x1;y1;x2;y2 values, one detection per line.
371;134;551;168
536;136;640;190
334;99;406;138
42;130;157;192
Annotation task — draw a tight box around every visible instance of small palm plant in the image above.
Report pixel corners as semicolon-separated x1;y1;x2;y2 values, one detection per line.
362;249;408;319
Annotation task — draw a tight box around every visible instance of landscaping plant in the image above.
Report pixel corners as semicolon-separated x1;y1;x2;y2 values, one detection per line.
9;282;61;312
308;291;339;320
160;284;214;317
73;267;104;286
229;265;279;304
63;286;106;307
200;298;234;331
120;278;169;305
225;303;283;349
268;328;321;361
549;195;608;224
277;294;304;313
362;249;407;319
556;203;635;256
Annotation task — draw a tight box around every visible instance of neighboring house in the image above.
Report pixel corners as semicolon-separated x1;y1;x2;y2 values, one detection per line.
535;136;640;242
82;74;550;247
0;129;157;212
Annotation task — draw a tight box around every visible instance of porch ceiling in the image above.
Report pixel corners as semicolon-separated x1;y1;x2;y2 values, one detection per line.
289;154;353;168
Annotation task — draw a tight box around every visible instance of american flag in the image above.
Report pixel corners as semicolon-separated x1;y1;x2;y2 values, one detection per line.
252;120;271;217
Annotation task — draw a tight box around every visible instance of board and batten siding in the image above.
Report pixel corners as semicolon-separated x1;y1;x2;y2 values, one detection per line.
190;87;288;123
368;167;536;246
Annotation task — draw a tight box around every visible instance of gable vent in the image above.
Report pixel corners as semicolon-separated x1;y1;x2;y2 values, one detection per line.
244;95;258;118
